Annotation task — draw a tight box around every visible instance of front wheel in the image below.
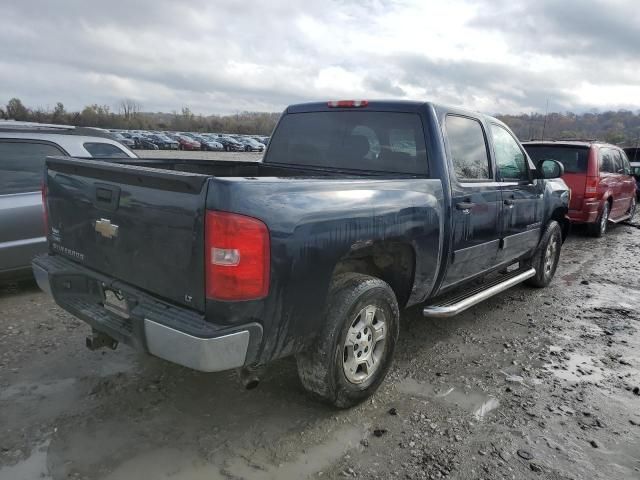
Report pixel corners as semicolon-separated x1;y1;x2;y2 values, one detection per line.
525;220;562;288
296;273;399;408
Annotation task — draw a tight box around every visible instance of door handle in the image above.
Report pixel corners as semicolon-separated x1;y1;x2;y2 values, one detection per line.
456;201;475;211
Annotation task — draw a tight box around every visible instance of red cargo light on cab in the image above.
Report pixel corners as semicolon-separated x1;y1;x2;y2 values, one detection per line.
205;211;270;301
327;100;369;108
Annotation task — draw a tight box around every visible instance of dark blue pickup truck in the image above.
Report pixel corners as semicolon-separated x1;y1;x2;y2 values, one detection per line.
33;100;569;407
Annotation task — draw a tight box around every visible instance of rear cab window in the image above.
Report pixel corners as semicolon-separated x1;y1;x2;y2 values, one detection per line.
265;111;428;174
0;140;65;195
83;142;129;158
524;145;589;174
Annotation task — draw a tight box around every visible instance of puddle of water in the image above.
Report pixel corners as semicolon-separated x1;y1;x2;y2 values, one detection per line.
397;378;500;420
102;425;364;480
225;425;364;480
0;378;77;401
102;448;225;480
0;440;51;480
546;353;604;383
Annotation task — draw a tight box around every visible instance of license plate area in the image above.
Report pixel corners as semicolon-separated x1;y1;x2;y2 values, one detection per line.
103;288;130;319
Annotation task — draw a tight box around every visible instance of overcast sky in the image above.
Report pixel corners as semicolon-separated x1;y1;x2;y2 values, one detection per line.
2;0;640;115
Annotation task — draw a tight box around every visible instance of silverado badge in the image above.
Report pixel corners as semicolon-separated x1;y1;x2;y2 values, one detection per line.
95;218;119;239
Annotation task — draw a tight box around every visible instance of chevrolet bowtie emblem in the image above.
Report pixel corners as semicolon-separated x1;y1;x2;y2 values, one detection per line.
95;218;119;239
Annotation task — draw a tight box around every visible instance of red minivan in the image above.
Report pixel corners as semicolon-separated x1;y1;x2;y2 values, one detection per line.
523;141;637;236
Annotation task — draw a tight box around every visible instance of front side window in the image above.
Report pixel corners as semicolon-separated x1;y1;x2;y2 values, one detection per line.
0;141;65;195
445;115;491;180
83;142;128;158
491;124;528;181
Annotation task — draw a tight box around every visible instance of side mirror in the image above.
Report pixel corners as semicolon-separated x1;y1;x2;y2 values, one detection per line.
537;159;564;179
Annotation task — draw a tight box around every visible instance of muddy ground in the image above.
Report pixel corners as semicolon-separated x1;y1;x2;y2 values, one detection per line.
1;221;639;480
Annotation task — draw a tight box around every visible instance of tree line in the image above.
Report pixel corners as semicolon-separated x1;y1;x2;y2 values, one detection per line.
0;98;281;135
2;97;640;145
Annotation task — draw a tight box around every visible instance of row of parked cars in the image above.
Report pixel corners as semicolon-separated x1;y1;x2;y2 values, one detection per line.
111;130;270;152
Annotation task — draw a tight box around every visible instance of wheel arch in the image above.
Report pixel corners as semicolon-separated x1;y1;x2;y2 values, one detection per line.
331;241;415;308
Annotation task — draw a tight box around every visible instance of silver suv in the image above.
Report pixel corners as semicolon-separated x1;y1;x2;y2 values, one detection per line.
0;122;137;281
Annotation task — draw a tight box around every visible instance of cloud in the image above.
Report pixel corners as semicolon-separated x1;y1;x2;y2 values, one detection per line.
1;0;639;115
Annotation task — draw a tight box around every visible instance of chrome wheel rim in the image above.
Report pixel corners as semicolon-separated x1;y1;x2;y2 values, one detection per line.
600;204;609;234
544;235;558;276
342;305;387;384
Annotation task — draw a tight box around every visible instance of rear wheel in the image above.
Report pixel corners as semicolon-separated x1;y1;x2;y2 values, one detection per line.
525;220;562;288
296;273;399;408
627;196;636;220
588;201;610;237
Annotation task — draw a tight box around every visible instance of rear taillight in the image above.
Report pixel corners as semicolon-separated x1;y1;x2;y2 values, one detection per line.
584;176;599;199
41;182;48;237
205;211;270;301
327;100;369;108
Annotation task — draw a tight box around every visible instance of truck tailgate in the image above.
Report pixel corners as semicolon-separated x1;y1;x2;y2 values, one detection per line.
45;157;209;311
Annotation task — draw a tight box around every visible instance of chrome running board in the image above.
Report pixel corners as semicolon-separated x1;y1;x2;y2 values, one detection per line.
423;268;536;318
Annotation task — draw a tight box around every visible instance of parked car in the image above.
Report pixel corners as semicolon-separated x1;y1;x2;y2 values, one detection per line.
234;136;265;152
0;121;136;282
33;100;568;407
193;135;224;151
623;148;640;200
130;134;158;150
110;132;136;149
215;135;244;151
147;134;179;150
168;134;200;151
524;140;637;236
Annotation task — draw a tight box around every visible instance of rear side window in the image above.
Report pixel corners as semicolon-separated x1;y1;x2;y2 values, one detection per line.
617;151;631;175
524;145;589;173
265;111;427;174
0;141;65;195
83;142;128;158
445;115;491;180
600;148;617;174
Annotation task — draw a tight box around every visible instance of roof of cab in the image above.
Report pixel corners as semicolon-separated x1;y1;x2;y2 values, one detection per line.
285;100;505;125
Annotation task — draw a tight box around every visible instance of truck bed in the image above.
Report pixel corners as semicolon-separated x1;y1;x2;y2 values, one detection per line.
110;157;412;179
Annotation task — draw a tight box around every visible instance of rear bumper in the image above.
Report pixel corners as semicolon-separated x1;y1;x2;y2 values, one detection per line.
32;254;262;372
568;200;600;224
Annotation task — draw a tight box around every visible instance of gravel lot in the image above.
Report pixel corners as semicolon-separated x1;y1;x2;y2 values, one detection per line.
1;202;639;478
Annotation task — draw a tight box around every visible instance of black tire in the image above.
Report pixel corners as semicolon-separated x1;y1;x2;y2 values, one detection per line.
627;196;636;220
525;220;563;288
588;201;610;237
296;273;399;408
224;145;229;152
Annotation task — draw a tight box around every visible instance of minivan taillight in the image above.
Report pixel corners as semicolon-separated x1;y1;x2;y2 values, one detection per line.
205;211;270;301
41;182;48;237
584;176;599;199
